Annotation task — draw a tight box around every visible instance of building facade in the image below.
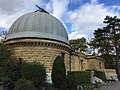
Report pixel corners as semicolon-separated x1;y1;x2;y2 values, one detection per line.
71;52;105;72
4;9;105;75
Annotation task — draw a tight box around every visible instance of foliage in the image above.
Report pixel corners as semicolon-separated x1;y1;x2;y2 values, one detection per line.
89;16;120;77
14;79;36;90
0;43;11;67
94;70;106;81
22;62;46;87
0;67;7;81
5;59;22;81
0;29;7;39
51;55;66;90
0;43;47;88
0;43;22;81
66;77;77;90
69;37;88;52
67;71;91;85
2;78;15;90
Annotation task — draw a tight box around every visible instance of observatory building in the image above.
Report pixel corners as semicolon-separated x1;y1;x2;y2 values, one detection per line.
5;9;71;73
4;9;106;82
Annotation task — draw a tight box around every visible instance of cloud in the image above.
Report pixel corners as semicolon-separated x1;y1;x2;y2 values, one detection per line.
69;31;87;40
0;0;120;41
0;0;69;32
44;0;70;33
0;0;24;15
67;0;120;40
50;0;69;21
0;0;47;31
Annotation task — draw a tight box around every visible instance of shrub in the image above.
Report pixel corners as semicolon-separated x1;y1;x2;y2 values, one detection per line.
51;55;66;90
0;44;12;67
67;71;91;85
0;67;7;81
22;62;46;87
2;78;15;90
66;77;77;90
0;44;22;82
94;70;106;81
86;69;106;81
14;79;36;90
5;59;22;81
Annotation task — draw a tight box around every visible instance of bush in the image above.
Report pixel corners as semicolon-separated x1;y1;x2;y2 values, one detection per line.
22;62;46;87
67;71;91;85
2;78;15;90
94;70;106;81
51;55;66;90
14;79;36;90
5;59;22;81
66;77;77;90
0;44;22;82
0;67;7;81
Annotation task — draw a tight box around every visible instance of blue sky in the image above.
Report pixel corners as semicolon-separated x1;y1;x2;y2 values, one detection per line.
0;0;120;40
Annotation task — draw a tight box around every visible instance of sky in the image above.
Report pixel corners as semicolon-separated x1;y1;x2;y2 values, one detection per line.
0;0;120;40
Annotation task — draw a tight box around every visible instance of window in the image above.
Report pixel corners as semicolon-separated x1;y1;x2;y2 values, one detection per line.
99;62;102;69
81;60;84;71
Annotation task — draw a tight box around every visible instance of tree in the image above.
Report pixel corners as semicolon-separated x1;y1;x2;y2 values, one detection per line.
0;43;22;81
0;43;11;67
0;43;10;81
90;15;120;79
0;29;7;42
89;29;116;68
69;37;88;52
51;54;66;90
22;62;46;88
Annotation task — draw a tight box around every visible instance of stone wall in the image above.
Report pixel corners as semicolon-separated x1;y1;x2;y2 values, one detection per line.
87;56;105;71
71;53;88;71
4;39;71;73
105;69;117;75
71;53;105;72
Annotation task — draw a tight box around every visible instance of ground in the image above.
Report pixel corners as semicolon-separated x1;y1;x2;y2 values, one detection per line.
94;82;120;90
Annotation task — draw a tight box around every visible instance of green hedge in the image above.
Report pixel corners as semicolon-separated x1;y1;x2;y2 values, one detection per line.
67;71;91;85
94;70;106;81
86;69;106;81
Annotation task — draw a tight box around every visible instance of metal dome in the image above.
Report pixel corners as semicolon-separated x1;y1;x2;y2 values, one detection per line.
6;10;69;44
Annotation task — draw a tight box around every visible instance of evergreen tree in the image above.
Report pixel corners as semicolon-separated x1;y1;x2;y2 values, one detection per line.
51;54;66;90
90;15;120;79
69;37;88;52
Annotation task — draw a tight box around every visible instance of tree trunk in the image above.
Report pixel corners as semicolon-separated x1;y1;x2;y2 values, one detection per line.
115;40;120;80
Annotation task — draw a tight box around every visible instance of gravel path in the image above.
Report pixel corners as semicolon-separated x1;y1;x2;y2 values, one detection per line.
94;82;120;90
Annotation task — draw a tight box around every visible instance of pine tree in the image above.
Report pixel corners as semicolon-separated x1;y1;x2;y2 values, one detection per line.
90;15;120;79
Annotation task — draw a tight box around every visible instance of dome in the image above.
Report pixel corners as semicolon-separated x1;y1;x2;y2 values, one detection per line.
6;10;69;44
